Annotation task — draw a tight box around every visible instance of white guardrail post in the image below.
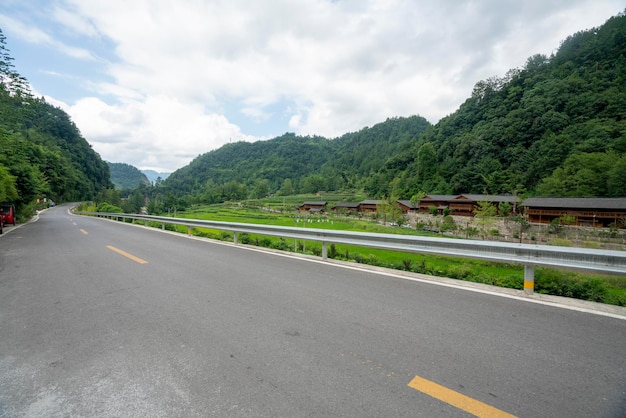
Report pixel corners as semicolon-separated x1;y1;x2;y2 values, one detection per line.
78;212;626;294
524;265;535;294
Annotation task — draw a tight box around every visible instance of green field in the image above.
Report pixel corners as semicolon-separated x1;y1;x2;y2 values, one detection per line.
150;196;626;306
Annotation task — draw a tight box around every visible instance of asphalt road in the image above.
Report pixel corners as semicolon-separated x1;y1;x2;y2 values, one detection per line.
1;204;625;417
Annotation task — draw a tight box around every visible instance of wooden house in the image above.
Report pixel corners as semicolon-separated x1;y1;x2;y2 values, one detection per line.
358;200;384;213
522;197;626;227
331;202;360;214
396;200;417;213
450;194;520;216
299;201;327;213
416;195;458;214
417;194;520;216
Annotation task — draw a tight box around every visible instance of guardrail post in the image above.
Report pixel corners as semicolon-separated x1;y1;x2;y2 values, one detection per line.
187;226;191;236
524;264;535;294
322;241;328;260
234;232;238;244
162;222;165;230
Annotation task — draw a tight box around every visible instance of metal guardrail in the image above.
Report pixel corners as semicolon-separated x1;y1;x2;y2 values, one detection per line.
77;211;626;294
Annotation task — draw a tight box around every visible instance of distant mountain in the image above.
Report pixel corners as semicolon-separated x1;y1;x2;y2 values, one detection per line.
142;169;170;183
161;116;431;201
107;162;150;189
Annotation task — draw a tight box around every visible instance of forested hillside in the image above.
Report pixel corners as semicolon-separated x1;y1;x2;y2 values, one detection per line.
159;12;625;205
162;116;431;203
0;29;110;217
108;162;150;190
371;12;626;199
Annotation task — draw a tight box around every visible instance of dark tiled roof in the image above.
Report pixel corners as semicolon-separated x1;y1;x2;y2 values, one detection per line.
456;194;520;203
420;194;458;201
397;200;416;208
522;197;626;210
301;201;327;206
360;200;384;205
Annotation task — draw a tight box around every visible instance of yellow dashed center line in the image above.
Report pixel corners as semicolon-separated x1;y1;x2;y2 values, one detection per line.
80;229;88;235
408;375;517;418
106;245;149;264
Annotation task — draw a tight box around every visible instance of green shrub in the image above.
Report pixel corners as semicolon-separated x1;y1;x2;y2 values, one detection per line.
258;237;272;247
466;226;479;238
329;243;338;259
402;259;413;271
440;215;456;232
97;203;123;213
446;265;472;280
494;275;524;289
535;269;608;302
269;238;290;251
239;233;252;244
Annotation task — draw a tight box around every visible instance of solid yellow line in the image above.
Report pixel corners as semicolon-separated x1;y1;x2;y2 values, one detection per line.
106;245;149;264
80;229;88;235
408;375;517;418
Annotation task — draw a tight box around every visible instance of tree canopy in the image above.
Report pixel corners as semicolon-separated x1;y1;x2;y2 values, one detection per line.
0;28;111;217
382;12;626;198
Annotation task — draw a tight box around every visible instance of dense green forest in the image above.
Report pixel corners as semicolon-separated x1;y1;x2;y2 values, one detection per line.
370;12;626;199
108;162;150;190
0;29;110;218
157;12;626;206
163;116;431;205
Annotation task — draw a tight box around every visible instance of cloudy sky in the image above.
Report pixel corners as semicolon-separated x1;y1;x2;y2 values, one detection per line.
0;1;623;172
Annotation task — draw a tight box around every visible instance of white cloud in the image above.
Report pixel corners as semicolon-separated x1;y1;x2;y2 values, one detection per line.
61;95;256;172
0;12;95;60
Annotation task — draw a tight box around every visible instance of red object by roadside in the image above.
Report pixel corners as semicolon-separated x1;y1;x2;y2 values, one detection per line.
0;203;16;226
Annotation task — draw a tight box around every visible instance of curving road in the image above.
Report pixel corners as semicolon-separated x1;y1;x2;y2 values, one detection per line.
1;204;625;417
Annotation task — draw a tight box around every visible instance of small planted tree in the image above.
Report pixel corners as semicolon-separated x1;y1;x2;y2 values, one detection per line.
440;215;456;232
511;215;530;242
473;200;497;239
498;201;512;218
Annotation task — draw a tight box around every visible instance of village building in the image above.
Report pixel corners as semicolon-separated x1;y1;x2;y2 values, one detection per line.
416;194;458;214
449;194;520;216
522;197;626;227
331;202;360;214
396;200;417;213
302;195;626;228
298;201;327;213
417;194;519;216
358;200;384;213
